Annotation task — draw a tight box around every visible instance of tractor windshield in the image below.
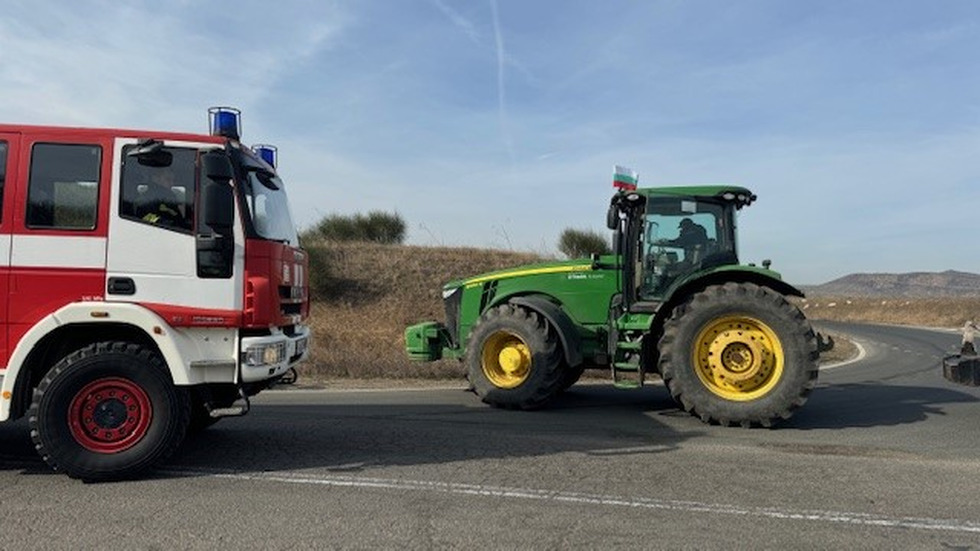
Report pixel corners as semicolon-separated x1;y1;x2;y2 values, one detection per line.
638;197;737;299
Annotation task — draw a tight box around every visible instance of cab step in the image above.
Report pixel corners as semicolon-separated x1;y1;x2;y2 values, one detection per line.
207;386;251;418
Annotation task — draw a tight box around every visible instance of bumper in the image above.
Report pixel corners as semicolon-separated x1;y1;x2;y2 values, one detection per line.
943;354;980;386
405;321;452;362
241;325;311;383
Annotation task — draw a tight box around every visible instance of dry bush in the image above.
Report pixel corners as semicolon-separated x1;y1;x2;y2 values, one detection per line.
303;241;542;379
797;297;980;328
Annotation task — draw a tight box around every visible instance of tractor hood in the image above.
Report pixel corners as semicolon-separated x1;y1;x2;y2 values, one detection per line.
444;258;607;292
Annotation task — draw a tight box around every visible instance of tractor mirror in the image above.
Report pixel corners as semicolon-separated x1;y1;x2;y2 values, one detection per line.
606;204;619;230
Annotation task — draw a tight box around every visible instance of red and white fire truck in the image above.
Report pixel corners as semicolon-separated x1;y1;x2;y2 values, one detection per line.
0;108;309;479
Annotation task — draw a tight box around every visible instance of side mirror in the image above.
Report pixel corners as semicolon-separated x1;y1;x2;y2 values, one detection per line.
201;150;234;181
202;182;234;232
128;140;173;167
606;204;619;230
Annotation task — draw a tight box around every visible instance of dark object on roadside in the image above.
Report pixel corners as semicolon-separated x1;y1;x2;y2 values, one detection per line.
943;354;980;386
816;333;835;353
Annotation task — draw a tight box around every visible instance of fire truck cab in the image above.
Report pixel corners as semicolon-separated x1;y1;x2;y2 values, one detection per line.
0;108;309;479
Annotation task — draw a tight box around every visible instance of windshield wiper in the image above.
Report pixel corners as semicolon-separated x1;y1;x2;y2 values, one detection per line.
246;166;281;191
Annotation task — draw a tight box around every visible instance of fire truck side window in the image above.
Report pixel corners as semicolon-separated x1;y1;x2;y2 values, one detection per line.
27;143;101;230
0;141;6;223
120;146;196;233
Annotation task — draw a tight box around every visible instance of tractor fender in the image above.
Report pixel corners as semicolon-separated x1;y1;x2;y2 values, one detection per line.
652;270;808;338
666;269;806;304
508;296;584;367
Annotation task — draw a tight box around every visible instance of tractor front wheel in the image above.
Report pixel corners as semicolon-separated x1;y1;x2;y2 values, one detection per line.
466;304;565;410
658;283;818;427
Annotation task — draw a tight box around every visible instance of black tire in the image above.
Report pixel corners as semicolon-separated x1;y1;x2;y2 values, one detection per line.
558;363;586;392
658;282;818;427
466;304;565;410
28;342;191;480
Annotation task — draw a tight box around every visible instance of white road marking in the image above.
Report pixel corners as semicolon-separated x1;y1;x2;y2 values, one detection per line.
164;467;980;535
819;338;868;371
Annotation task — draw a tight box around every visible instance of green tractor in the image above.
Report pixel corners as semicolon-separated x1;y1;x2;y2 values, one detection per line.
405;185;821;426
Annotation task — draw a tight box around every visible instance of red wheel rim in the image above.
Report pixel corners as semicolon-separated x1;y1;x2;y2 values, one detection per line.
68;377;153;453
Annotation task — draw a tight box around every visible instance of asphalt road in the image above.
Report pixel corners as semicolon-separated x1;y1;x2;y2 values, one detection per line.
2;322;980;549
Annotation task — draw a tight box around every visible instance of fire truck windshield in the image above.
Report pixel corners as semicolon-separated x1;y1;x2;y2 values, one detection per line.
242;168;300;246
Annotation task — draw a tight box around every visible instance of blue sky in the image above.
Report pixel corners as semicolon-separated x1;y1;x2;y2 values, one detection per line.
1;1;978;283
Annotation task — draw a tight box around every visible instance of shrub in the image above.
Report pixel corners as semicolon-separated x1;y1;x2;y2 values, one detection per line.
302;211;406;244
558;228;611;259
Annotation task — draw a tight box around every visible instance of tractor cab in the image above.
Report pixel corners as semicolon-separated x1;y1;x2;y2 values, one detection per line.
609;186;756;306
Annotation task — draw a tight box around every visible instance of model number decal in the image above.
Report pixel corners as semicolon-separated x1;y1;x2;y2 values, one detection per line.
567;273;605;280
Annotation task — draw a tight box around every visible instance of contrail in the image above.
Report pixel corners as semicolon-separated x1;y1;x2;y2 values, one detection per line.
429;0;480;44
489;0;516;164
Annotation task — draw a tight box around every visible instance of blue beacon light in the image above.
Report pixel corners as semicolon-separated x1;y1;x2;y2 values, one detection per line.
252;144;278;168
208;106;242;140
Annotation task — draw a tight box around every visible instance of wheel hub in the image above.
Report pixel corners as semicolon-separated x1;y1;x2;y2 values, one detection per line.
498;346;529;374
92;399;128;429
693;316;784;401
69;377;153;454
482;331;532;389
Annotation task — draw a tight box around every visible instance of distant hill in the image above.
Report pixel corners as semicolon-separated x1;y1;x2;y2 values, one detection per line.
805;270;980;298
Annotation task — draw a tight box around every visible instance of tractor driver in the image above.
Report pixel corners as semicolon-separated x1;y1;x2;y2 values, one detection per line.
665;218;709;260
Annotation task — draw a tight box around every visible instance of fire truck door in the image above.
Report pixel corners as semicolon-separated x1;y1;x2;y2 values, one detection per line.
105;140;241;315
0;133;17;367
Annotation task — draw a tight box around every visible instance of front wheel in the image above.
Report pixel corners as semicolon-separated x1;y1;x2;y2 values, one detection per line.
658;283;818;427
29;342;191;480
465;304;565;410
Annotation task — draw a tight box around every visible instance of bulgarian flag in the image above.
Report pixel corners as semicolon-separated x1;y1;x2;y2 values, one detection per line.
613;165;638;190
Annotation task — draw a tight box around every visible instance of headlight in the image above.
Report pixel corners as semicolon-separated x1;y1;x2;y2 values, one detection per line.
244;342;286;366
442;286;460;299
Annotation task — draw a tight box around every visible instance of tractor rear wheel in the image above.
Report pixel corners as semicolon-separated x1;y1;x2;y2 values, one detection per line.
29;342;191;480
658;282;818;427
466;304;565;409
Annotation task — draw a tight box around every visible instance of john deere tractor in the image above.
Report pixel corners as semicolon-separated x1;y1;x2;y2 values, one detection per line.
405;185;820;426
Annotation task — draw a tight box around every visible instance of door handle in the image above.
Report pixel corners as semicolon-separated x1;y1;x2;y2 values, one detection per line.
107;277;136;295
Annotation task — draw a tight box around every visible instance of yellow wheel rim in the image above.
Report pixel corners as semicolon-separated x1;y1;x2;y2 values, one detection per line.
481;331;532;389
692;315;784;401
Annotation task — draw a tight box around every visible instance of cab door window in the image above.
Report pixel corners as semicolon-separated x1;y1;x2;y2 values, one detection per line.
26;143;101;230
120;146;197;233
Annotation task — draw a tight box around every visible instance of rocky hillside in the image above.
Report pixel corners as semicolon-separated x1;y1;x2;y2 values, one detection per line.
805;270;980;298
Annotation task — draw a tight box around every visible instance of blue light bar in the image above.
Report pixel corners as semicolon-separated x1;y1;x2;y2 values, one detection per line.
252;144;278;168
208;106;241;140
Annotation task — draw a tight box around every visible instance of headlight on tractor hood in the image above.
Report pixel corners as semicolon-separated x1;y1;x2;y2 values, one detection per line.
442;286;460;299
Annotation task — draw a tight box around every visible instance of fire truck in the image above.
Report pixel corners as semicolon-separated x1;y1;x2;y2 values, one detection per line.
0;108;309;480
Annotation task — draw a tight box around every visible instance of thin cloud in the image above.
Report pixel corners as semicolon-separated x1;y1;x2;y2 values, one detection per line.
429;0;482;44
490;0;516;164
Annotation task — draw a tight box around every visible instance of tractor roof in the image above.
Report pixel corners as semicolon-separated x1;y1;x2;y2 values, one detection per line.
632;185;757;208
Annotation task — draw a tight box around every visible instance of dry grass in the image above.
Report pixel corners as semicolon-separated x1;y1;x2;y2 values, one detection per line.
798;297;980;328
303;241;541;379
